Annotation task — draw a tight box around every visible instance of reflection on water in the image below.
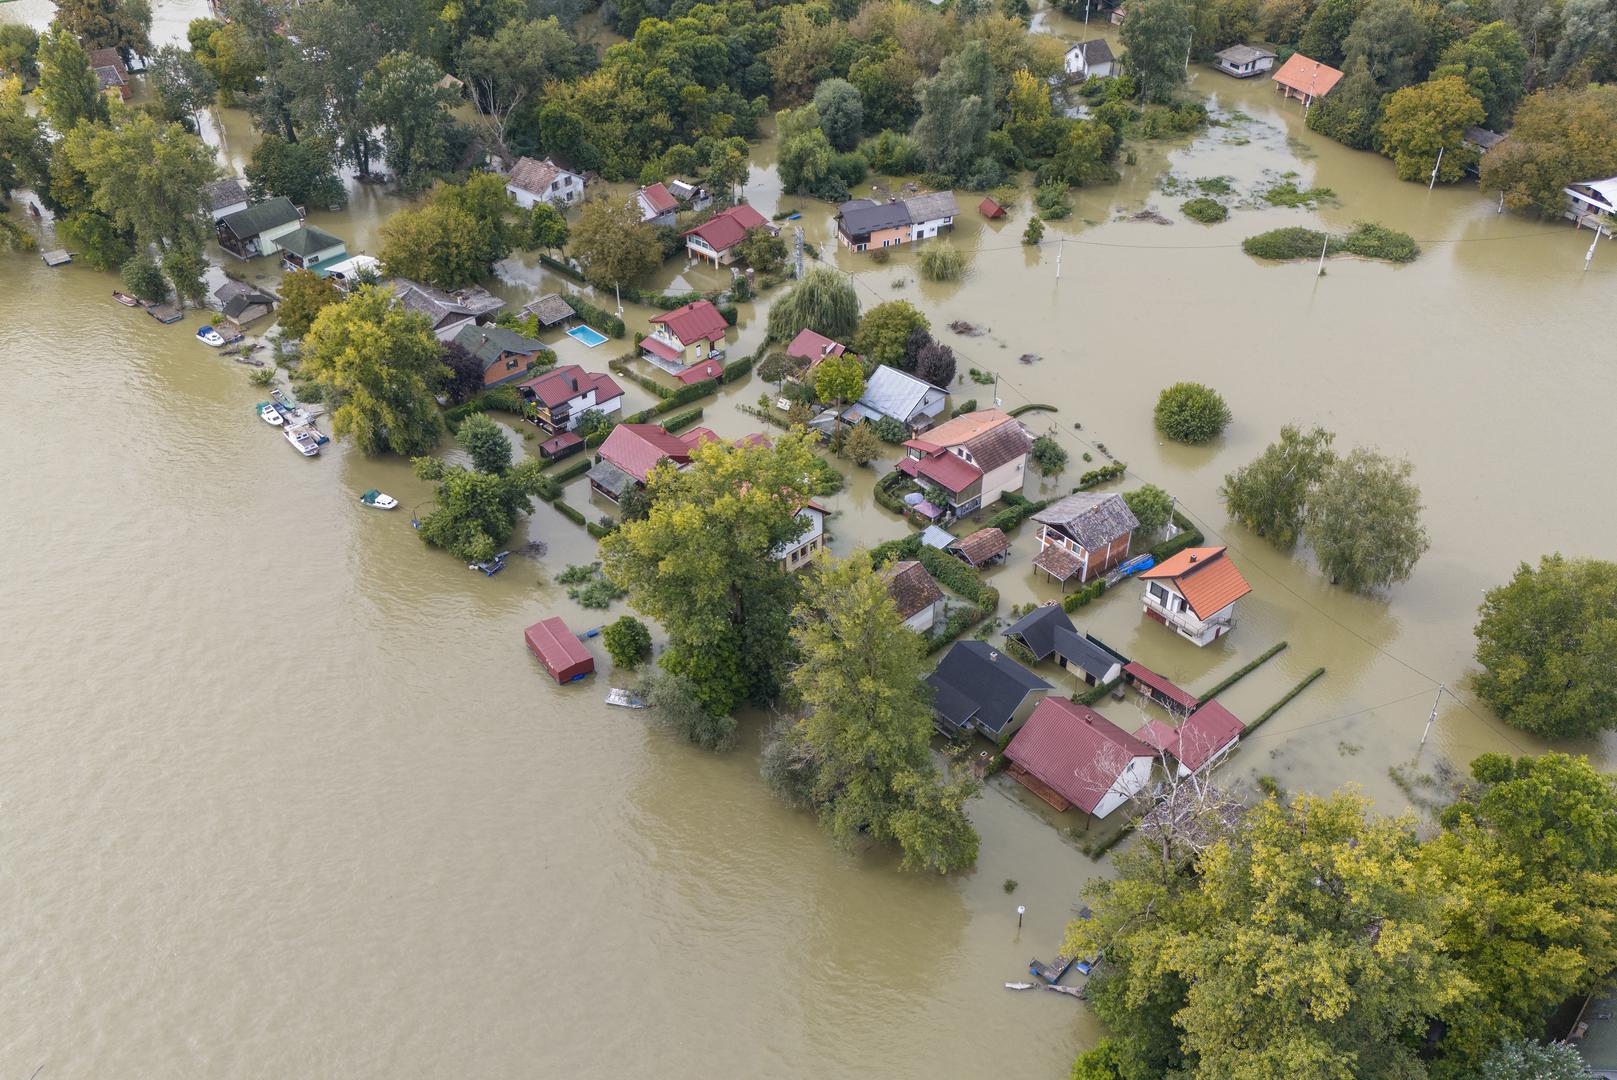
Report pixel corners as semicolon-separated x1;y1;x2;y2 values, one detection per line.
2;0;1615;1073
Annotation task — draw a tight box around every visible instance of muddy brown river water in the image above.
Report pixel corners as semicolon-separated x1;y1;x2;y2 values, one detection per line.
3;2;1615;1075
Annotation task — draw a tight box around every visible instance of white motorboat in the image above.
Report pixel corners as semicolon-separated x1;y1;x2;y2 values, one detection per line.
359;489;398;510
284;424;321;457
196;326;226;347
257;402;283;425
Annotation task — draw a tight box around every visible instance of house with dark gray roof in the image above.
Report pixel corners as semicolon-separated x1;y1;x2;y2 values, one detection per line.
452;323;547;388
925;640;1052;740
522;293;576;328
1065;39;1116;79
392;280;506;342
217;197;304;259
213;280;276;329
1004;606;1128;687
203;178;250;222
835;192;959;251
902;191;958;240
1214;44;1277;78
1031;491;1140;588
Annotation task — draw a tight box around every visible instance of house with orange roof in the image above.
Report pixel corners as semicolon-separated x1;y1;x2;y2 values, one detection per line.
1138;546;1252;646
1271;53;1344;108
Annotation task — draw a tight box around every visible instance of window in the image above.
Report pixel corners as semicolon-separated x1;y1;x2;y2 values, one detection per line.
506;357;519;370
1149;582;1171;605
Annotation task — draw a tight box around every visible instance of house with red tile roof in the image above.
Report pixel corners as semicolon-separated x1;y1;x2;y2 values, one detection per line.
1172;702;1244;775
1004;698;1156;818
784;328;847;375
517;365;624;434
587;422;768;502
1272;53;1344;107
635;182;680;226
683;204;776;266
1123;661;1200;715
898;408;1031;518
1139;546;1251;646
642;299;730;371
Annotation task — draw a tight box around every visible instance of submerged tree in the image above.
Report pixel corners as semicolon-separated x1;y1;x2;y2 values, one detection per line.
1377;76;1484;183
779;553;980;873
412;454;546;563
1219;424;1336;544
913;40;997;179
1120;0;1194;103
851;300;927;370
567;195;662;289
245;134;345;209
360;51;457;192
275;268;342;340
1305;447;1429;592
37;29;107;134
456;412;513;475
1472;555;1617;738
766;266;861;344
299;285;447;456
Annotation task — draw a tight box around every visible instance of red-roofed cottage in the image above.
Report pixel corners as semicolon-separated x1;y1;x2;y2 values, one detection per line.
517;364;624;434
1139;546;1252;646
898;408;1032;518
1173;701;1244;775
642;299;729;370
1004;698;1156;818
683;204;777;266
1271;53;1344;107
525;617;595;683
589;423;694;501
784;328;847;374
635;182;680;226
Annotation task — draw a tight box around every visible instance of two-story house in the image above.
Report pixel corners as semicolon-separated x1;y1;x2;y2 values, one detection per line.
1030;492;1140;589
641;299;729;371
217;197;304;259
897;408;1031;517
835;198;912;252
1138;546;1251;646
903;190;958;241
776;501;829;572
505;156;584;209
843;365;949;434
682;204;775;267
634;182;680;226
517;364;624;434
452;323;548;388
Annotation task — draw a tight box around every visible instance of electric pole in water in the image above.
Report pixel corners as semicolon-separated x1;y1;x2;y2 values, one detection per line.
1415;684;1445;760
794;226;804;279
1427;146;1444;191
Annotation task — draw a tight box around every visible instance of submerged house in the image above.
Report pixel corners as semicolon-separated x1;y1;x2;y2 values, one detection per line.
217;197;303;259
881;559;946;633
1565;176;1617;232
588;423;697;503
1272;53;1344;107
1030;492;1140;589
1213;44;1276;78
203;178;250;222
776;501;829;571
898;407;1031;517
213;280;276;329
641;299;729;371
834;191;958;251
947;527;1009;568
521;293;578;331
634;182;680;226
1002;605;1126;686
88;48;130;100
843;365;948;434
518;365;623;434
1065;39;1116;79
505;156;583;209
1139;546;1252;646
393;280;505;342
925;640;1051;740
1005;698;1155;818
452;323;547;388
683;203;775;266
277;226;347;274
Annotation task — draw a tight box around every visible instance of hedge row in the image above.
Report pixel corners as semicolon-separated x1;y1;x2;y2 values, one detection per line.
1198;641;1288;702
611;360;674;400
545;457;593;484
985;494;1049;532
718;351;755;384
874;469;910;515
1247;667;1326;732
1076;676;1123;706
870;533;924;566
662;407;704;433
738;403;791;430
567;294;625;339
918;546;994;606
1076;461;1127;490
1008;403;1056;418
586;520;616;539
1062;577;1109;613
553;500;587;526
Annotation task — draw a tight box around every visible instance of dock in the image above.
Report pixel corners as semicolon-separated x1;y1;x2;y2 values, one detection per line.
144;303;183;324
41;250;72;267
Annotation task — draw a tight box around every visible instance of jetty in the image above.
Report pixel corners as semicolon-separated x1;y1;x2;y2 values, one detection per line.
144;303;183;324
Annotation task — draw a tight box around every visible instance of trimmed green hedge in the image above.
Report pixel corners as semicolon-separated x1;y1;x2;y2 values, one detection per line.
662;407;704;433
985;495;1049;532
545;457;593;484
1076;461;1127;489
1061;577;1109;613
1198;641;1288;701
870;533;924;566
874;469;910;515
554;500;587;526
1008;403;1056;417
719;352;755;384
1148;511;1205;563
586;520;616;539
567;294;626;338
738;403;791;429
1077;676;1122;706
1248;668;1326;732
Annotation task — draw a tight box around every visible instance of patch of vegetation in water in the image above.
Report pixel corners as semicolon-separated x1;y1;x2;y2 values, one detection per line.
1195;176;1234;194
1263;181;1336;207
1182;197;1228;224
1243;223;1421;264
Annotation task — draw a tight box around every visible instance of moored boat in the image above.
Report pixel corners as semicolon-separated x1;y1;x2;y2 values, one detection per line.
284;424;321;456
359;489;398;510
196;326;226;347
605;688;647;708
257;402;283;425
469;551;509;576
112;291;140;307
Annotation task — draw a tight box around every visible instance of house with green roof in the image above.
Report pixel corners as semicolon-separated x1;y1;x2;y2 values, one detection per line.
277;227;348;274
452;323;548;388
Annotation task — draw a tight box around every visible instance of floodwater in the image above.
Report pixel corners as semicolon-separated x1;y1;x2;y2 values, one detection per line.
4;0;1616;1075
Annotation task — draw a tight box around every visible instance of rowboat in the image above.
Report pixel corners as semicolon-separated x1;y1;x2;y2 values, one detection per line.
196;326;226;347
359;489;398;510
112;291;140;307
1004;982;1037;991
605;688;647;708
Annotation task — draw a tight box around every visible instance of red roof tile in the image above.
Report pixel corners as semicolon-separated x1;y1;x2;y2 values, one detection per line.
524;617;595;683
1124;662;1200;713
912;450;982;493
1176;702;1243;771
1136;718;1181;754
1141;546;1251;620
639;182;678;214
1004;699;1155;815
683;204;770;253
979;196;1006;219
650;299;728;346
521;364;623;409
641;335;681;362
786;328;846;363
598;423;693;483
675;359;723;384
1272;53;1344;98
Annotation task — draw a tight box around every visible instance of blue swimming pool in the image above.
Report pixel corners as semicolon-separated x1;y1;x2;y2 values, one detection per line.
567;325;608;348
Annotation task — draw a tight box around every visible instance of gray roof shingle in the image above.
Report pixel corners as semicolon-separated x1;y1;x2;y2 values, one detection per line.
927;640;1051;736
1032;492;1140;550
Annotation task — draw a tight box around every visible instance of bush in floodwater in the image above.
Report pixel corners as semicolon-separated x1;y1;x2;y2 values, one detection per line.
643;669;737;751
1262;180;1335;207
1338;222;1420;263
1003;878;1019;893
602;615;652;669
121;256;168;303
1242;223;1420;264
1242;226;1331;260
917;243;966;282
1181;197;1228;224
248;365;278;387
1155;382;1232;444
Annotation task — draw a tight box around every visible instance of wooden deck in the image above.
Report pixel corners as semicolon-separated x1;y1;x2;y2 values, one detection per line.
1007;762;1072;812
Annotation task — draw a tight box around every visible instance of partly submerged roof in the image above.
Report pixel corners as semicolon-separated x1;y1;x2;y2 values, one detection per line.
1215;43;1276;64
1005;698;1154;815
1005;604;1077;660
1271;53;1344;97
1033;492;1140;549
524;617;594;681
1124;662;1200;713
1176;701;1244;771
881;560;945;620
523;293;576;326
220;197;300;240
928;640;1051;736
949;526;1009;566
1141;546;1252;620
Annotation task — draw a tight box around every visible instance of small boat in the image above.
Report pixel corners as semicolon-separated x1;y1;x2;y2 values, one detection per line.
1004;982;1037;991
359;489;398;510
605;688;647;709
112;291;140;307
257;402;283;425
469;551;509;576
196;326;226;347
284;424;321;457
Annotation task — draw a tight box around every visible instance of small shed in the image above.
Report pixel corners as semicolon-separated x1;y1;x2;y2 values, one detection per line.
538;431;584;461
1123;661;1200;715
41;250;72;267
978;196;1007;219
949;526;1010;567
525;617;595;683
523;293;577;328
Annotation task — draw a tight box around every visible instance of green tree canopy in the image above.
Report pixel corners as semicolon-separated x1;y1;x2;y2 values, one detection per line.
600;433;825;716
1153;381;1231;443
0;76;49;203
1123;484;1175;532
1298;0;1365;65
412;456;546;563
779;552;980;873
1342;0;1432;94
245;134;345;209
59;108;216;253
602;615;653;669
148;44;217;128
1306;447;1429;592
914;40;997;178
37;29;107;134
812;78;865;151
380;173;518;288
0;26;41;83
300;285;448;456
1030;434;1068;476
456;412;513;475
567;195;663;289
526;202;569;250
814;351;866;407
1481;84;1617;218
1472;555;1617;738
766;266;861;343
281;0;384;178
360;51;457;192
53;0;151;62
276;269;342;340
1121;0;1194;103
1434;22;1528;129
852;300;928;369
1377;76;1484;183
1306;55;1384;150
1220;424;1336;544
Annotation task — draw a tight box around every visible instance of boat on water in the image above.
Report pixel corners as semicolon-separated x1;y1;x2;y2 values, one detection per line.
196;326;226;347
1004;982;1037;991
112;291;140;307
257;402;283;425
605;688;647;708
469;551;509;576
284;424;321;457
359;489;398;510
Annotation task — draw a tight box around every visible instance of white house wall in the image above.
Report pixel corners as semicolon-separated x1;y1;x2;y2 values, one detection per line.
1092;755;1153;819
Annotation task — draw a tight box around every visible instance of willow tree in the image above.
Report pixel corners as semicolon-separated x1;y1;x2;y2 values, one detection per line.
299;285;447;456
1305;447;1429;593
765;265;859;343
777;553;980;873
600;433;825;716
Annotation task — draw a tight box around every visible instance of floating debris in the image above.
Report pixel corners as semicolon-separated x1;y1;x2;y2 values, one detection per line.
1129;209;1173;226
949;320;988;336
1018;353;1041;365
1004;982;1038;991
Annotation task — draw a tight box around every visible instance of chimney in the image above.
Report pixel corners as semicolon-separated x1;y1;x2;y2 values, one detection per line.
1188;554;1198;563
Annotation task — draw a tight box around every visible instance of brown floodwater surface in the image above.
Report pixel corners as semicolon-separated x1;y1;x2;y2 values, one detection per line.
3;2;1615;1075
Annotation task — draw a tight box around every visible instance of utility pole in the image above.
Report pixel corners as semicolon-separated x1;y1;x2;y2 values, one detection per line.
1586;228;1600;272
1427;146;1444;191
1316;234;1329;276
1415;684;1444;758
794;225;805;279
1055;237;1063;280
